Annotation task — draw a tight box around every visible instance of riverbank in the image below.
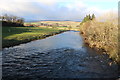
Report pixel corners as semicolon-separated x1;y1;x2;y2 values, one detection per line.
2;27;67;48
79;20;120;64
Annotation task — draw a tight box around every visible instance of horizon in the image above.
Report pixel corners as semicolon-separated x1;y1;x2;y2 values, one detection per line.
25;19;82;22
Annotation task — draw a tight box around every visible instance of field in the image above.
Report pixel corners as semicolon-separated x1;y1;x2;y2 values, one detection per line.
2;27;65;48
40;21;80;27
24;21;80;30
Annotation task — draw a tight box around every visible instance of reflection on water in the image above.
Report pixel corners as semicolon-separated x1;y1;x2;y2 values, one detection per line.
4;31;86;52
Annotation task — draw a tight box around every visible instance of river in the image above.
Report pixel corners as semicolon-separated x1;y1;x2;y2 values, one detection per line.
2;31;118;79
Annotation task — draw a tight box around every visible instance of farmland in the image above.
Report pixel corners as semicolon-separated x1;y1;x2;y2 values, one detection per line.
24;21;80;30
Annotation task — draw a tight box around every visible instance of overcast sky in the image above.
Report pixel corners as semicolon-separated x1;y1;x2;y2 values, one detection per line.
0;0;118;21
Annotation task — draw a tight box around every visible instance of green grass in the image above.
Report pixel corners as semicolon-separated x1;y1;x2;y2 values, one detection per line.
2;27;65;48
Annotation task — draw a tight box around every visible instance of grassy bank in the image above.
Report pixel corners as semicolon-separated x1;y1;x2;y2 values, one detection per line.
80;13;120;63
2;27;66;48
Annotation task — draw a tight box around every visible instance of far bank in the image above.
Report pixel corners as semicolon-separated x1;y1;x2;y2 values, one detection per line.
2;27;67;48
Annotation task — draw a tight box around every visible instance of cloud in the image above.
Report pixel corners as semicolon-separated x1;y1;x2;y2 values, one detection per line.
0;0;118;21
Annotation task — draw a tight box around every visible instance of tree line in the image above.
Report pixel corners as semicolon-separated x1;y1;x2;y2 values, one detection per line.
0;14;24;24
80;14;95;25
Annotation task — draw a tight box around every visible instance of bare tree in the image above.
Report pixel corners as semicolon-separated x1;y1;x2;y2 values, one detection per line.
1;14;24;24
16;18;24;24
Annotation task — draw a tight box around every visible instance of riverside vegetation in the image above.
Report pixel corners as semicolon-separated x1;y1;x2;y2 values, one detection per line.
80;13;120;64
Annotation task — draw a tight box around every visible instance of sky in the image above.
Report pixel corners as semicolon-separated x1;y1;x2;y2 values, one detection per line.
0;0;119;21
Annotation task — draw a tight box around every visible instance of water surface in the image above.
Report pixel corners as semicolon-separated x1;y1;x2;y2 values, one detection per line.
2;31;118;79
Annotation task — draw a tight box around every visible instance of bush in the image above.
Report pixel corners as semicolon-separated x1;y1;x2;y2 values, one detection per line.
80;12;120;63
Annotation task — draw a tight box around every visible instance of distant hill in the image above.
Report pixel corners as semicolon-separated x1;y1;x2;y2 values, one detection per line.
25;20;81;23
24;21;81;28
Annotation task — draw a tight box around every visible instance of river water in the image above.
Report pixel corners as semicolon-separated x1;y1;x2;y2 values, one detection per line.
2;31;118;79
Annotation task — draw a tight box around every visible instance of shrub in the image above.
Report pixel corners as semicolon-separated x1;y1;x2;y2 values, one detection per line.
80;12;120;63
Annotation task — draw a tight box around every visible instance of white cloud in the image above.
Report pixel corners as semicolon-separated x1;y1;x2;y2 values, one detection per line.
0;0;118;21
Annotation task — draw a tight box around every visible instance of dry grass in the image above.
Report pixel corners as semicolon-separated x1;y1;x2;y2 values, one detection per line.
80;12;120;63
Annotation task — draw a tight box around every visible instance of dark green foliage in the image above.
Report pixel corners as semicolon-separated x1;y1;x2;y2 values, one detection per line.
2;21;24;27
92;14;95;20
88;14;91;20
80;14;95;25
